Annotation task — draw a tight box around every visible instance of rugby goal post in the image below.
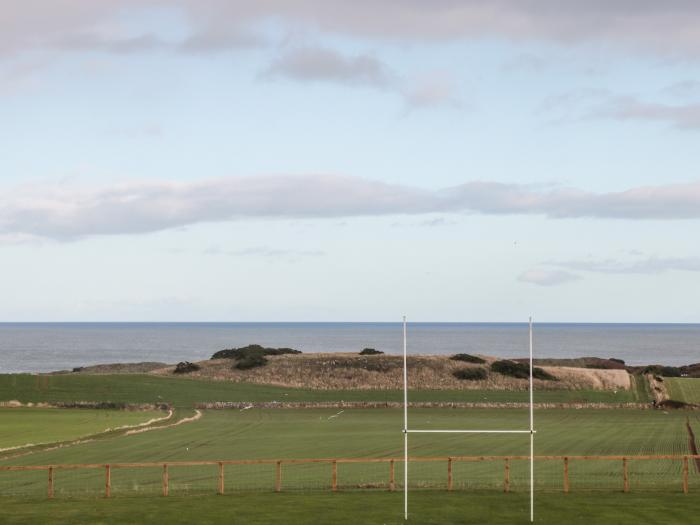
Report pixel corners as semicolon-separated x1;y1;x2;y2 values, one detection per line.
402;317;536;522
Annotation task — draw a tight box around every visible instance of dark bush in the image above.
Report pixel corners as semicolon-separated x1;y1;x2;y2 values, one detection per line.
490;360;557;381
360;348;384;355
72;366;84;373
609;358;626;365
234;354;268;370
452;367;487;381
211;344;301;360
450;354;485;364
174;361;201;374
642;365;681;377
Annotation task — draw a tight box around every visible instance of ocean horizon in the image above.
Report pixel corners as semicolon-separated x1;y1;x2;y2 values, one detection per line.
1;322;698;373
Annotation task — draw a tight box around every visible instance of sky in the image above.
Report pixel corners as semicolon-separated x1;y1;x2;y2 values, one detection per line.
1;1;700;322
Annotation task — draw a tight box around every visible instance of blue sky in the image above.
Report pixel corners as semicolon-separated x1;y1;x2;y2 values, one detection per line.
2;1;700;322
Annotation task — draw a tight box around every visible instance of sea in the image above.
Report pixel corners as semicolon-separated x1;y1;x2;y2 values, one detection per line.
0;322;698;374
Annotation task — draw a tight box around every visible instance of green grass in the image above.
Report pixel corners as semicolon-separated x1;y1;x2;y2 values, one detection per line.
0;374;645;407
0;492;698;525
4;408;692;465
630;374;653;403
0;408;162;450
2;408;698;497
665;378;700;404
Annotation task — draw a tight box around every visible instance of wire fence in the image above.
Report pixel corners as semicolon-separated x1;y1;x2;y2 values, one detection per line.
1;455;699;499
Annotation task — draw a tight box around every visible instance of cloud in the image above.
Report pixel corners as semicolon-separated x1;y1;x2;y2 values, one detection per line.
518;269;581;286
540;90;700;131
262;47;396;88
55;32;164;54
6;2;700;59
4;175;700;240
660;80;700;99
178;30;264;53
593;96;700;130
550;256;700;274
262;47;456;110
402;74;458;109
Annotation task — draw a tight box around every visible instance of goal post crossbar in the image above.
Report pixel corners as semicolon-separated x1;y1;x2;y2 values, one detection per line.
401;316;536;522
406;430;535;434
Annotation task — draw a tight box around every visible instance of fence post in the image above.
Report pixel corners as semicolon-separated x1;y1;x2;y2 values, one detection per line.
332;461;338;492
105;465;111;498
218;462;224;495
623;458;629;493
563;457;569;494
389;460;395;491
447;458;453;491
683;456;689;494
275;461;282;492
504;458;510;493
47;467;54;499
163;464;169;497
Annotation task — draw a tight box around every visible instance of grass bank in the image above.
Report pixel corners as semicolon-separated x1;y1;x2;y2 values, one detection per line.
665;378;700;404
0;374;648;408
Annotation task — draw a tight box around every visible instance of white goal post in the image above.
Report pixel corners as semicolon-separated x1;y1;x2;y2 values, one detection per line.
402;317;536;522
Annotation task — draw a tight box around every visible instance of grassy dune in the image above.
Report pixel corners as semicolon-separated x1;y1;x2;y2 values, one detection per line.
0;374;648;408
0;408;163;450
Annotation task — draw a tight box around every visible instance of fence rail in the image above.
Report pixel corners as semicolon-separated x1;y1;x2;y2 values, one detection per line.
1;455;699;499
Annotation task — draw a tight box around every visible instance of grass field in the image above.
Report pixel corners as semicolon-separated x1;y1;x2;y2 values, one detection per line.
0;374;648;407
1;492;698;525
5;408;693;465
2;408;698;498
665;378;700;404
0;408;163;450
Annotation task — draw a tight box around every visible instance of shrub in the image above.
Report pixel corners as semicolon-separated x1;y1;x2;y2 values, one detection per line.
174;361;200;374
211;344;301;370
360;348;384;355
452;368;487;381
234;354;268;370
211;344;301;360
642;365;681;377
490;360;557;381
450;354;485;364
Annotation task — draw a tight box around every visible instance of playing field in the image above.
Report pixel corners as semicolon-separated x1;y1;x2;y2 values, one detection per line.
665;378;700;404
0;408;164;450
2;408;698;499
0;374;649;407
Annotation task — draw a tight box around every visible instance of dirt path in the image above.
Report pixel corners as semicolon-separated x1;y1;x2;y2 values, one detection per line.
124;409;202;435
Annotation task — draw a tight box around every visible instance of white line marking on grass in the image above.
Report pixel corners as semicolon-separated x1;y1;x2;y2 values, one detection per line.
125;410;202;435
